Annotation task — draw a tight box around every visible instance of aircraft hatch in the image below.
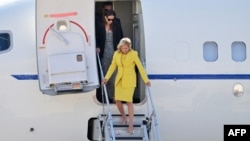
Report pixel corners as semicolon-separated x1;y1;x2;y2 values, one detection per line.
36;0;99;95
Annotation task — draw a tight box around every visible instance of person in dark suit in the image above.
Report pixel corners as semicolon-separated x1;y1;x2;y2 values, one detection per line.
96;9;123;102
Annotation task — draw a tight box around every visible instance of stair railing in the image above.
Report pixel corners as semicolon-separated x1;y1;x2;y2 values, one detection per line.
97;53;116;141
142;60;162;141
146;86;162;141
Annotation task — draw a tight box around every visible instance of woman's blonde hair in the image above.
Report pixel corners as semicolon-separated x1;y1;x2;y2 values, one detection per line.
117;37;132;52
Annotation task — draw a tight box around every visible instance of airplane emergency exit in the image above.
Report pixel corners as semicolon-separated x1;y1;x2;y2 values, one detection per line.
36;0;99;95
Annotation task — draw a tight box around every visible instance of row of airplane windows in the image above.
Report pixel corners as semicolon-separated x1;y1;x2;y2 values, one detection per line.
0;32;247;62
203;41;246;62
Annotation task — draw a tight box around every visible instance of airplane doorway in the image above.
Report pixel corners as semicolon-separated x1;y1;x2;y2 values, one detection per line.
95;0;146;104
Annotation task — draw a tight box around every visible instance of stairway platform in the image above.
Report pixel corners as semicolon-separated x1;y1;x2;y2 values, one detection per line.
106;124;148;141
87;115;149;141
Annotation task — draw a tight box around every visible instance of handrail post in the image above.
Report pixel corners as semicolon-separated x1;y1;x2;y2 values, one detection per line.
146;87;162;141
97;54;116;141
142;59;162;141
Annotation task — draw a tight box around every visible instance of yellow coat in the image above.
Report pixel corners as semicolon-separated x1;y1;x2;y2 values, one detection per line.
104;50;150;88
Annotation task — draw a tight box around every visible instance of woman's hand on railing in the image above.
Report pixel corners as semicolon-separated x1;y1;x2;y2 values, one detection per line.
145;81;151;86
102;79;108;85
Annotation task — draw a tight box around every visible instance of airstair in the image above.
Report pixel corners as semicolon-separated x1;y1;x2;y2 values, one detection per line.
87;54;161;141
101;114;150;141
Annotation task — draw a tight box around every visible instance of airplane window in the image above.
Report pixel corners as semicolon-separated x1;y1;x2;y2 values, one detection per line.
0;32;11;52
231;41;246;62
203;41;218;62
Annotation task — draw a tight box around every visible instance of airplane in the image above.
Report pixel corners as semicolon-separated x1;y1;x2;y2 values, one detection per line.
0;0;250;141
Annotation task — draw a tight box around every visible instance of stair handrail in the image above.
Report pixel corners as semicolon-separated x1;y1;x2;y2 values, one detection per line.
146;86;162;141
97;53;116;141
142;60;162;141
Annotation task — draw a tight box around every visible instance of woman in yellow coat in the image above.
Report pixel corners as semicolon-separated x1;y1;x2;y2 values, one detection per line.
102;37;151;134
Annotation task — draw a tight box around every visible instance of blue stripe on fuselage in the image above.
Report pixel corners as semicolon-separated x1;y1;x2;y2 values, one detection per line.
11;74;250;80
148;74;250;79
12;75;38;80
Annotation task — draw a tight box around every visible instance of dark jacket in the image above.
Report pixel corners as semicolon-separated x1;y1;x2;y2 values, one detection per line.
95;19;123;58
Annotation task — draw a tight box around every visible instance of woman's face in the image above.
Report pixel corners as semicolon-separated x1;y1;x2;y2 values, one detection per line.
121;44;130;54
105;15;114;24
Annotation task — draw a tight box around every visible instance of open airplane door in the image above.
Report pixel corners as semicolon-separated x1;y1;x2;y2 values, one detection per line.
36;0;99;95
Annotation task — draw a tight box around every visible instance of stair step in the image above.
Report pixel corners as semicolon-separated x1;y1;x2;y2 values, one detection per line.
114;125;141;127
101;114;149;141
101;114;145;117
115;136;144;140
106;125;148;140
100;114;147;126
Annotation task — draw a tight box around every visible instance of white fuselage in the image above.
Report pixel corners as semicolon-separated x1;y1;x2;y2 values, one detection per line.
0;0;250;141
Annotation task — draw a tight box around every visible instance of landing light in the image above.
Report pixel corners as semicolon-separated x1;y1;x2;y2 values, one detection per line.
233;84;244;97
